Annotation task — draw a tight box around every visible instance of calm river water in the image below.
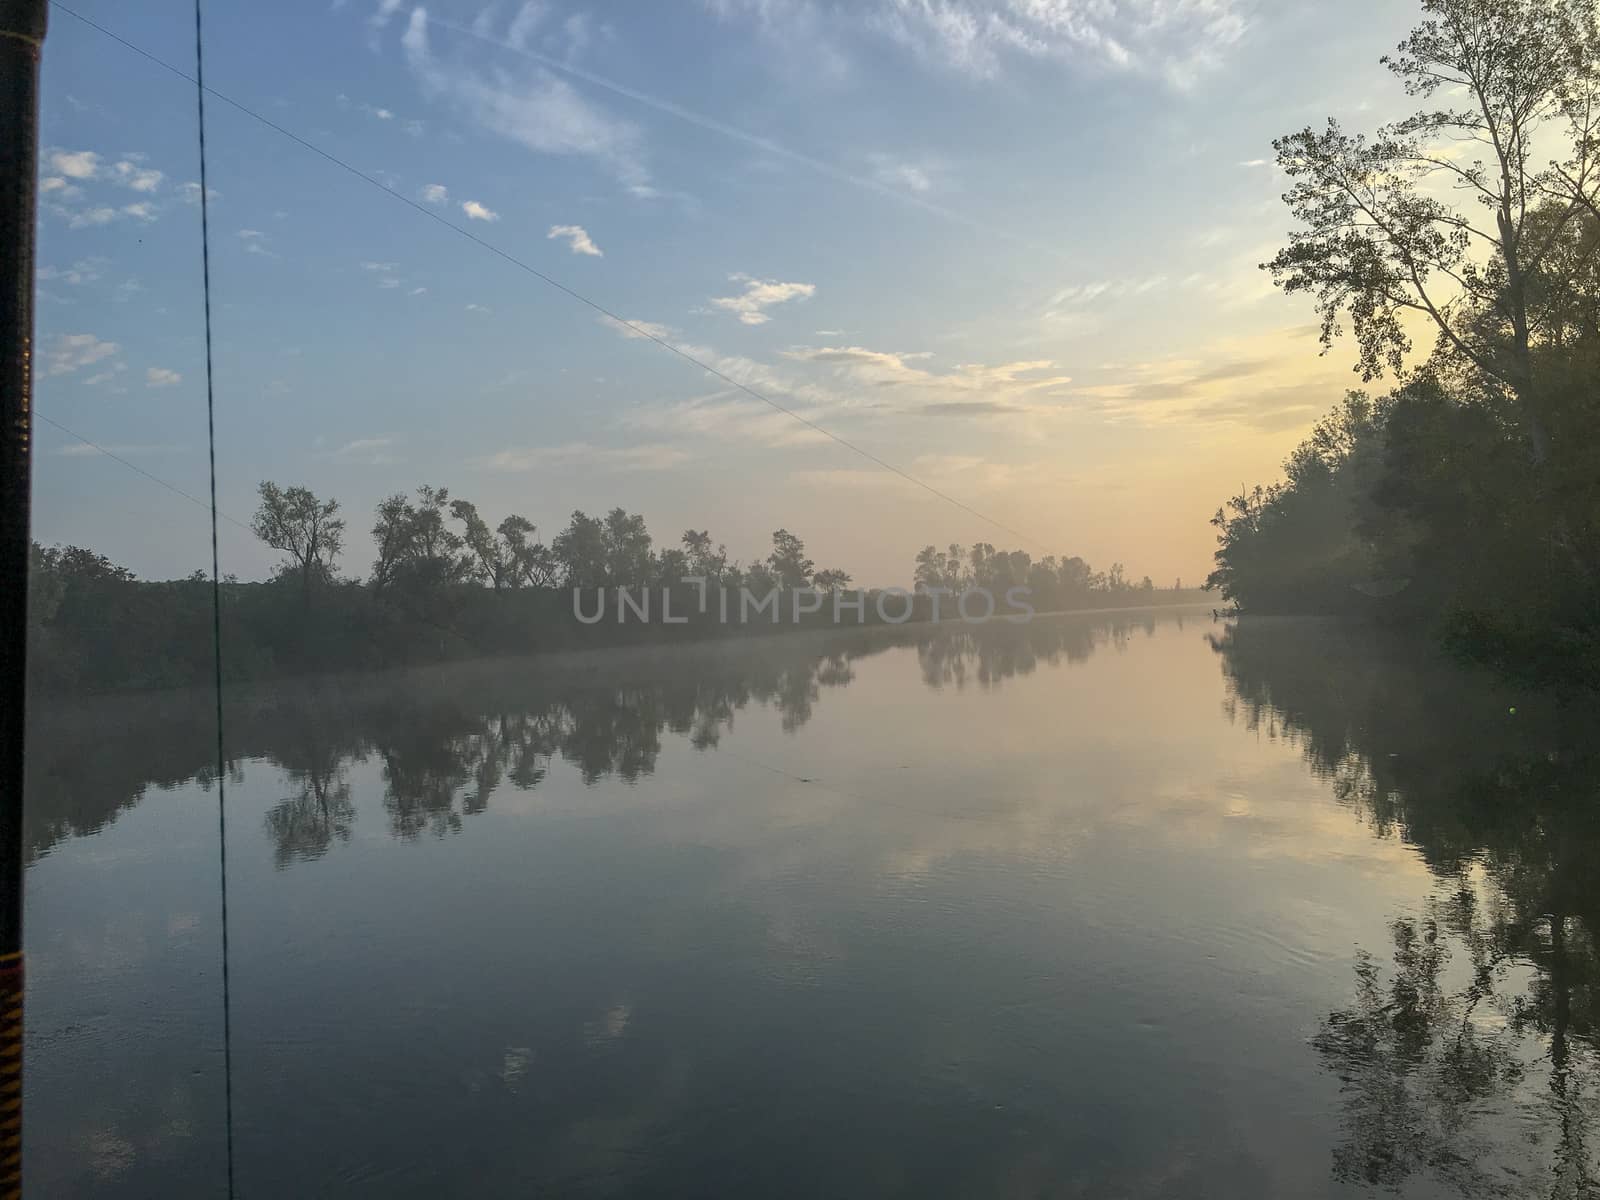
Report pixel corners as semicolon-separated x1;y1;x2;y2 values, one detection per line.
22;608;1600;1197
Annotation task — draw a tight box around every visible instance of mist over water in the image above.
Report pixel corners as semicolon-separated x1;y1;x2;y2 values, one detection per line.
23;608;1598;1197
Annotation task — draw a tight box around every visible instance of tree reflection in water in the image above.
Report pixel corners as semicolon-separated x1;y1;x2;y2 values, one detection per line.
1213;619;1600;1197
25;613;1163;869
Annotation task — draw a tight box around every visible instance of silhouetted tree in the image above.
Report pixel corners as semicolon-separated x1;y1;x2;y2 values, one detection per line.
766;529;814;589
251;482;344;605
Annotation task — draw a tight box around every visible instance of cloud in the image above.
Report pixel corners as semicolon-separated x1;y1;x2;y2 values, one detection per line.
783;343;1072;403
867;153;937;193
430;4;1079;258
110;160;163;191
602;316;1067;454
475;441;689;472
146;367;182;388
1061;329;1357;430
330;434;402;464
54;441;180;458
64;206;118;229
507;1;545;50
461;199;500;221
710;275;816;325
45;332;118;376
369;0;404;39
359;259;399;271
620;390;833;450
48;149;100;179
547;223;602;256
178;181;220;204
600;316;675;341
37;257;107;286
400;8;651;192
420;182;448;204
43;150;167;232
238;229;276;256
1046;275;1175;310
709;0;1247;88
465;302;492;313
362;103;395;120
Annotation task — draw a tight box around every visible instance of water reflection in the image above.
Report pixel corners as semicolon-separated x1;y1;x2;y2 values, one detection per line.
47;609;1591;1197
1213;619;1600;1196
26;612;1164;868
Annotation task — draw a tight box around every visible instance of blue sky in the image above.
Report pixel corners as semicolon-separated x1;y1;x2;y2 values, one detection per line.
33;0;1422;586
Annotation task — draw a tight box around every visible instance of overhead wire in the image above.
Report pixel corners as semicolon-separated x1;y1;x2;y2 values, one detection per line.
35;413;253;532
48;1;1051;554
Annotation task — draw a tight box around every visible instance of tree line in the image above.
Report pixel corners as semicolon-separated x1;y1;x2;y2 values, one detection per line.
1206;0;1600;685
250;481;858;598
251;481;1162;605
25;486;1193;694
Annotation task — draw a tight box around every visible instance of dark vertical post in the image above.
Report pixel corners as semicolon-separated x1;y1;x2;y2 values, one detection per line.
0;1;47;1195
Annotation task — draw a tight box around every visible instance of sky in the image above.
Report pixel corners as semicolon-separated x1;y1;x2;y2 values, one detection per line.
32;0;1427;588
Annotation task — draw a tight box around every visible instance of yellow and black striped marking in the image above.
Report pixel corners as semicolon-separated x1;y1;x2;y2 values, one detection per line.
0;949;21;1200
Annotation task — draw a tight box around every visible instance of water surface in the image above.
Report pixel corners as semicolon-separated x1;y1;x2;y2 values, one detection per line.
24;609;1600;1196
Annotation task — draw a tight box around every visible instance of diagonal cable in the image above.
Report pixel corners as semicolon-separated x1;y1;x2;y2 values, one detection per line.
49;1;1050;553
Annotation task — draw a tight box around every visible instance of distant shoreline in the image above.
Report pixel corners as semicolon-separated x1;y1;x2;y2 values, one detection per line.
31;599;1220;715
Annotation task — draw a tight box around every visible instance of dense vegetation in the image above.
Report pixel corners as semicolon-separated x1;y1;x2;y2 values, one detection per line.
1207;0;1600;685
27;488;1193;694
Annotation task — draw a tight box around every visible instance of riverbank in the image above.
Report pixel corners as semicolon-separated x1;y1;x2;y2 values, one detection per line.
27;577;1214;696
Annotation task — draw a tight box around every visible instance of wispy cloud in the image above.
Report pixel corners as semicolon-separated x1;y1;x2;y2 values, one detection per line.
178;181;220;204
783;343;1073;421
368;0;404;44
238;228;277;256
1063;328;1353;430
400;7;652;193
621;390;834;449
425;8;1072;256
708;0;1247;88
330;434;403;464
461;199;500;221
710;274;815;325
547;223;602;256
419;182;448;204
109;159;163;192
145;367;182;388
45;332;118;376
54;441;182;458
867;153;938;193
37;257;107;287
